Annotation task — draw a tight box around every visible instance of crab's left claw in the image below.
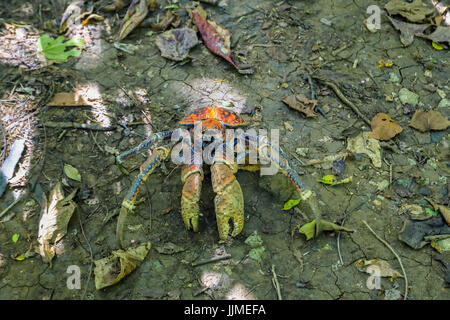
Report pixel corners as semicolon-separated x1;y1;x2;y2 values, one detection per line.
117;0;153;41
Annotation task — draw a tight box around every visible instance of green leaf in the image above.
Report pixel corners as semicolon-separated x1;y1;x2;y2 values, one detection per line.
37;35;84;63
15;254;27;261
425;208;438;216
164;4;179;9
12;233;19;243
282;198;301;210
64;164;82;182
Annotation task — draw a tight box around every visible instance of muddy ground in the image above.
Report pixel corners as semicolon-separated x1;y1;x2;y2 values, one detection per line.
0;0;449;300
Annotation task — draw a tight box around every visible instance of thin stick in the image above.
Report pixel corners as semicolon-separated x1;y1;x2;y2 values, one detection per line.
271;265;282;300
192;254;232;267
0;196;23;220
362;220;408;300
41;122;116;131
78;211;94;300
311;75;371;126
0;121;7;165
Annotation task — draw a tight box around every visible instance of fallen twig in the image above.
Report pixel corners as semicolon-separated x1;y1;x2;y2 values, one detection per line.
0;121;6;165
362;220;408;300
271;265;282;300
0;195;23;220
192;254;232;267
311;75;371;126
41;121;116;131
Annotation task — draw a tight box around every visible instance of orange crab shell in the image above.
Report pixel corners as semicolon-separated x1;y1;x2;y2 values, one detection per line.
179;106;246;127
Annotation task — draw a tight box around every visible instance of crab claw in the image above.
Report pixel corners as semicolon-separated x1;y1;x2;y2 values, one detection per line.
181;165;203;232
211;162;244;241
117;0;152;41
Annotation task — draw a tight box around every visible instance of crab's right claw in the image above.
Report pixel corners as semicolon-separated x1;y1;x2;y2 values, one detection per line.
211;163;244;241
117;0;150;41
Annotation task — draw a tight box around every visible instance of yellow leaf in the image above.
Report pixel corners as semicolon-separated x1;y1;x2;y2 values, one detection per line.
432;42;444;50
283;198;301;210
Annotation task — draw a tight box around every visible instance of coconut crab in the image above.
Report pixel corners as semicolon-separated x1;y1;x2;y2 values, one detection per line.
115;105;321;248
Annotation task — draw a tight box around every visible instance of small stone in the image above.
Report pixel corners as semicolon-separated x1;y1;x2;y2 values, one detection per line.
284;122;294;131
281;82;289;88
438;98;450;109
396;185;412;198
399;88;419;106
245;231;263;248
384;288;401;300
295;147;309;157
431;131;445;143
389;72;400;83
424;70;432;78
319;17;332;26
418;187;431;196
248;247;265;262
436;89;446;99
279;22;288;28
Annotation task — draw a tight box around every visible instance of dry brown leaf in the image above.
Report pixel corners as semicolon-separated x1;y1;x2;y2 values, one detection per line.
409;109;450;132
369;113;403;140
47;92;90;107
388;16;450;46
385;0;436;23
282;94;318;118
355;258;403;280
37;183;77;266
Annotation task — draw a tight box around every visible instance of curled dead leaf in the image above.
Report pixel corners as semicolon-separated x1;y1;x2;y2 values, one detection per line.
369;113;403;140
37;183;77;266
282;94;318;118
409;109;450;132
94;242;151;289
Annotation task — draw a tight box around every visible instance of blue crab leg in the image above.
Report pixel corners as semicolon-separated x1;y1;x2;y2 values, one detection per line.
116;130;174;165
117;146;171;248
240;133;307;195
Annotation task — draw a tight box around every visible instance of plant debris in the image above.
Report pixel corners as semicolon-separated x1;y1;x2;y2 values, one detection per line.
37;183;77;266
355;258;403;279
282;94;318;118
369;113;403;140
298;219;354;240
346;132;382;168
94;242;151;289
155;28;198;61
388;16;450;46
47;92;90;107
385;0;436;23
408;110;450;132
192;10;252;74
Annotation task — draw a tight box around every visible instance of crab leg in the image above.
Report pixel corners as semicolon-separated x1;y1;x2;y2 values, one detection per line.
211;158;244;241
233;133;307;196
116;130;173;165
116;146;170;248
181;164;203;232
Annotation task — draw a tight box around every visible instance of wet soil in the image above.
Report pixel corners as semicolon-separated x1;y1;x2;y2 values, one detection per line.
0;0;449;300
